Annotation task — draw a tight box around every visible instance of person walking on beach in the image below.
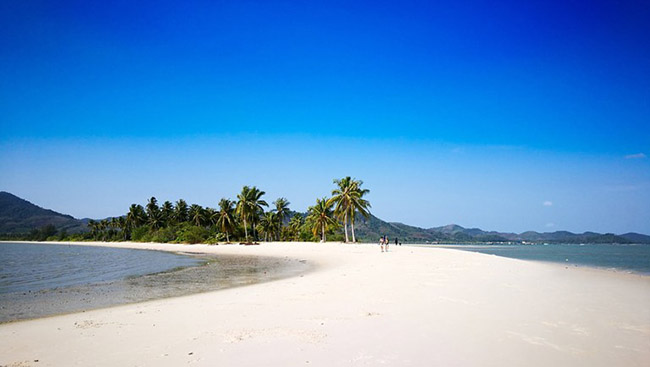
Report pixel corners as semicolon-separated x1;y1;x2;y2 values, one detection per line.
384;235;389;252
395;237;398;247
379;236;384;252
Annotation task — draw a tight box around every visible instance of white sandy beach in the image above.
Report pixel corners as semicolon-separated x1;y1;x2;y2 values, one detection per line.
1;241;649;366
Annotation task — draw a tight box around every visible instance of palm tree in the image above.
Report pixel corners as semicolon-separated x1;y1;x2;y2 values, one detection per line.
99;219;109;241
174;199;189;223
273;197;290;241
88;219;99;238
161;201;174;226
348;179;371;243
205;207;218;228
328;176;354;242
117;216;128;240
288;214;304;241
258;212;279;241
216;198;236;243
189;204;205;227
328;177;372;243
126;204;147;231
146;197;163;229
306;198;337;242
236;186;268;242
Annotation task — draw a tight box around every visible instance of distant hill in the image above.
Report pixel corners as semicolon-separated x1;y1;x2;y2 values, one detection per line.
620;232;650;244
350;214;649;244
0;192;86;234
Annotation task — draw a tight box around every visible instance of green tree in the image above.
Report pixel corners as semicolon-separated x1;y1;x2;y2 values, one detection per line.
273;197;290;241
146;197;164;229
328;177;371;243
216;198;236;243
189;204;206;227
258;211;279;241
116;216;128;240
306;198;337;242
288;214;304;241
348;179;371;243
236;186;268;242
88;219;99;238
205;207;218;228
328;176;354;242
174;199;189;223
161;200;174;226
126;204;147;236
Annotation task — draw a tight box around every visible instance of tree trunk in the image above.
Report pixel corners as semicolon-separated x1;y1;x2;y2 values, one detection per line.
226;232;229;243
321;223;326;242
351;217;356;243
243;218;248;241
343;211;349;243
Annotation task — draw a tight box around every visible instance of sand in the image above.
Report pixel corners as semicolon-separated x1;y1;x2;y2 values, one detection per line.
1;241;649;366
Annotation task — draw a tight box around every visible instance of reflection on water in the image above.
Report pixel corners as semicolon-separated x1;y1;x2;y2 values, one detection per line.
0;253;310;323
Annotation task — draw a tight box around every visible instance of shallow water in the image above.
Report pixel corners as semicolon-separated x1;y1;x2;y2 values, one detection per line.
0;243;310;322
0;242;202;294
421;243;650;275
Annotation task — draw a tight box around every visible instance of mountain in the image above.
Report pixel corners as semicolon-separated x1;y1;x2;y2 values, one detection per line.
0;192;87;234
350;215;648;244
620;232;650;244
351;215;511;243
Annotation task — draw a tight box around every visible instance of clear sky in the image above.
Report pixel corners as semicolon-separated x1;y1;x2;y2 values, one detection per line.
1;0;649;234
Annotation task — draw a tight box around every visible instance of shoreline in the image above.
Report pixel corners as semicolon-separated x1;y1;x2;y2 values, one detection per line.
1;241;649;366
4;239;649;278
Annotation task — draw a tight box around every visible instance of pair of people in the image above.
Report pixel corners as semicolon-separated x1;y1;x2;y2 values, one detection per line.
379;235;390;252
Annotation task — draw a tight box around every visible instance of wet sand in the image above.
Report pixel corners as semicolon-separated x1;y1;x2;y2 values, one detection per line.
1;250;310;323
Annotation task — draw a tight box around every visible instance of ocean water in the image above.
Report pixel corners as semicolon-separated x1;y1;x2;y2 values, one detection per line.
430;243;650;275
0;242;202;294
0;242;310;322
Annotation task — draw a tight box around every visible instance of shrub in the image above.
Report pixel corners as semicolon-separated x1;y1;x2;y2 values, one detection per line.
131;226;150;242
177;225;210;244
151;227;177;243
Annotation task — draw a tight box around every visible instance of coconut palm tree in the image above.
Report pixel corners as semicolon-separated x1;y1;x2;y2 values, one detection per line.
273;197;290;240
328;176;354;242
258;212;279;242
146;197;164;229
216;198;236;242
306;198;337;242
174;199;189;223
161;201;174;226
189;204;205;227
99;219;109;241
88;219;99;238
348;179;371;243
117;216;128;240
205;207;218;227
288;214;304;240
236;186;268;242
126;204;147;230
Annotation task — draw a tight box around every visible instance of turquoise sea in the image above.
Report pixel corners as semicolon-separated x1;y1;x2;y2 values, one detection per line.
430;243;650;275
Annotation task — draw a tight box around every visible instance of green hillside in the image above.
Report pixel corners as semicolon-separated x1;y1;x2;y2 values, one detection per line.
0;192;86;234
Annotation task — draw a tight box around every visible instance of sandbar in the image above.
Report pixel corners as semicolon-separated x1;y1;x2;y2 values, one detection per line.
1;241;648;366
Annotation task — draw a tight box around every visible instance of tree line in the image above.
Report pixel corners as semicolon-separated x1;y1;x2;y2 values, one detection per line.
82;176;370;244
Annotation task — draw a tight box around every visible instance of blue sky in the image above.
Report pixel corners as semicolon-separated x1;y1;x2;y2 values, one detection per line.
1;1;649;233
